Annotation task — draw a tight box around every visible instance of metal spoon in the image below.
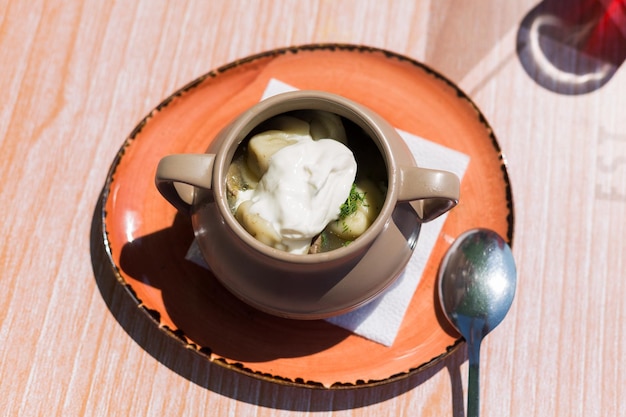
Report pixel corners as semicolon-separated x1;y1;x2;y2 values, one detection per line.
438;228;517;417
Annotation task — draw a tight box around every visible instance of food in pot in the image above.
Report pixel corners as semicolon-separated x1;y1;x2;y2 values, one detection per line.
226;110;386;254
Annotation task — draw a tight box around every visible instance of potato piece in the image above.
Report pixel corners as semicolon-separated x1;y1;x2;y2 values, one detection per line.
246;116;309;177
329;179;384;240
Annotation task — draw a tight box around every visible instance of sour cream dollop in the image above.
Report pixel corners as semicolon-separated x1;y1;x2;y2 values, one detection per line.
236;136;357;254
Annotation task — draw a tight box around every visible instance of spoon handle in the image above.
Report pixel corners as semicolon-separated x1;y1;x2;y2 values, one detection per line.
467;340;481;417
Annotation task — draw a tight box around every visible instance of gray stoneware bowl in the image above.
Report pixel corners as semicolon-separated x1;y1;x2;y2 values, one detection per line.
155;91;460;319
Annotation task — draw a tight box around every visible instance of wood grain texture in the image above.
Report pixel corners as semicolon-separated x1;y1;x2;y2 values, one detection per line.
1;0;625;416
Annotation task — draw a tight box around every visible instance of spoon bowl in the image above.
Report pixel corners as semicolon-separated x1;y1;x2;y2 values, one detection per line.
438;228;517;417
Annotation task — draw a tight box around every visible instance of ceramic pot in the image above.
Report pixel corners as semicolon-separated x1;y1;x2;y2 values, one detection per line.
155;90;460;319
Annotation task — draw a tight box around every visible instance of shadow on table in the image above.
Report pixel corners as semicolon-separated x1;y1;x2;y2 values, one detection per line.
90;195;467;414
516;0;626;95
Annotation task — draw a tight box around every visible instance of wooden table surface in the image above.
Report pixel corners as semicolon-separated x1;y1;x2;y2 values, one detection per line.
2;1;625;416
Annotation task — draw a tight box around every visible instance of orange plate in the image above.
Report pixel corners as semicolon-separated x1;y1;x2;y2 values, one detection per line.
102;44;513;389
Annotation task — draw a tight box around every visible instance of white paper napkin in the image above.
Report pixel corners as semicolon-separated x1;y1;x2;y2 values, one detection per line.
187;79;470;346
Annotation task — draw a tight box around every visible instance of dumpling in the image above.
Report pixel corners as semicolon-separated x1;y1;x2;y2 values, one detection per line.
246;116;309;177
226;155;259;202
292;110;348;144
328;179;384;240
235;200;283;248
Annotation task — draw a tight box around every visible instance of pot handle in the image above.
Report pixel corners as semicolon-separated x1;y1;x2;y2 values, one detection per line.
397;166;460;222
155;154;216;213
